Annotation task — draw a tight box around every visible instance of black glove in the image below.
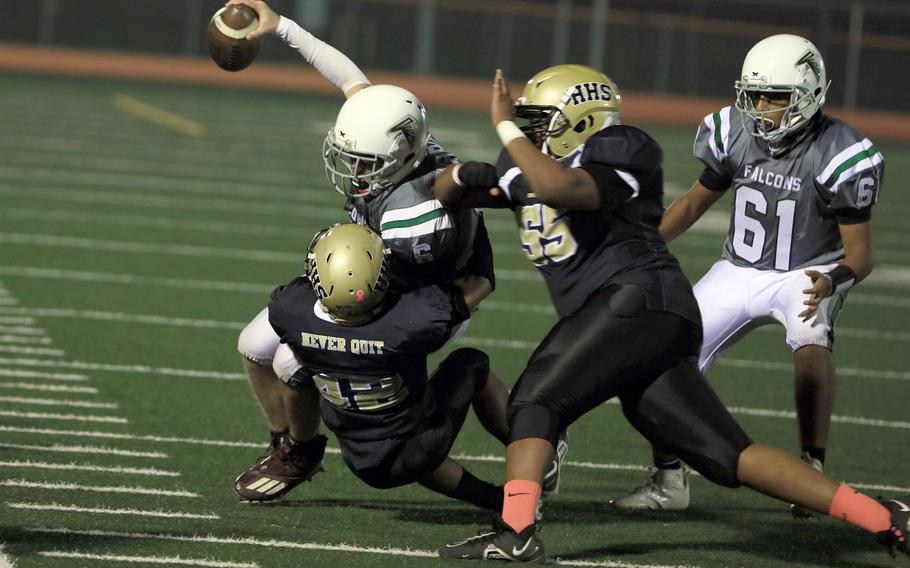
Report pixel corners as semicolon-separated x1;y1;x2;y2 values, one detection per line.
455;161;498;189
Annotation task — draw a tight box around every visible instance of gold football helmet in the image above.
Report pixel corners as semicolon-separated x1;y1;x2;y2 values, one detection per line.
306;224;390;325
516;64;621;157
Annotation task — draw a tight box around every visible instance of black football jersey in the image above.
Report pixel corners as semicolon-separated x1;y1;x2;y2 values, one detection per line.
268;277;464;443
495;126;700;323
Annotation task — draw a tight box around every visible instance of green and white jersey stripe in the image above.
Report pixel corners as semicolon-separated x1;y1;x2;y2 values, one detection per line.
380;199;452;239
816;138;884;193
694;108;884;272
699;106;732;163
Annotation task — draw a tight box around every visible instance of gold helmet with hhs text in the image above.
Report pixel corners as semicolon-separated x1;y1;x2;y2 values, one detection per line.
516;64;621;157
306;224;390;326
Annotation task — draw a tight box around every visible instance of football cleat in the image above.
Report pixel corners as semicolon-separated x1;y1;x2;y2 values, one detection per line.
438;516;546;563
234;434;327;503
876;495;910;557
791;453;825;520
610;466;690;510
541;430;568;497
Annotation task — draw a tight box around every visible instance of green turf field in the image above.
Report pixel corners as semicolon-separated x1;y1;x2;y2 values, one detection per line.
0;73;907;568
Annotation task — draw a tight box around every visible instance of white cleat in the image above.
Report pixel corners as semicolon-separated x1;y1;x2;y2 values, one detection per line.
611;466;690;510
541;430;568;497
791;453;825;520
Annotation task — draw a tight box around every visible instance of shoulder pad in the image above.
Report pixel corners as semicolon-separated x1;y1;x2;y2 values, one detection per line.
580;126;661;171
494;147;517;177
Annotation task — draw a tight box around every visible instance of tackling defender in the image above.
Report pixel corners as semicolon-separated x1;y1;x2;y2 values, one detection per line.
612;34;882;518
225;0;566;502
238;224;509;510
433;64;907;562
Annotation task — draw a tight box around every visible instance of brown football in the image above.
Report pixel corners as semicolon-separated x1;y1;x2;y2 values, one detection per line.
207;5;261;72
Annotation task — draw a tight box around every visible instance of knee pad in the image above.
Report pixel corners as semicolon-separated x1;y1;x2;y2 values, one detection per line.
507;403;560;446
441;348;490;392
237;308;280;364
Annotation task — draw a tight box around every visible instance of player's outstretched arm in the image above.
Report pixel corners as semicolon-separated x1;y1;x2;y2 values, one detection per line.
800;221;874;319
491;70;600;210
434;163;508;209
226;0;370;98
659;181;726;243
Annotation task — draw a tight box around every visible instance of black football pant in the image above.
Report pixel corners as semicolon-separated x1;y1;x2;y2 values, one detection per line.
356;348;490;488
508;284;752;487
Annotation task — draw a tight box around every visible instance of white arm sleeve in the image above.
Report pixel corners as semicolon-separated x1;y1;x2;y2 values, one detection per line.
276;16;370;95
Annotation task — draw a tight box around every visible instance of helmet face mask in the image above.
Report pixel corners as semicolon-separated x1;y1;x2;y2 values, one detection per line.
734;34;830;149
515;64;621;158
306;224;391;326
323;85;430;199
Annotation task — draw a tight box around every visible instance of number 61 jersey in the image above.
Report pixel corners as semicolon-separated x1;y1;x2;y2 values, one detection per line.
696;106;884;271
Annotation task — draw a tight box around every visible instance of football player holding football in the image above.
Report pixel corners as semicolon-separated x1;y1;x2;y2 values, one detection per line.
225;0;567;502
433;65;907;561
237;223;510;509
612;34;882;519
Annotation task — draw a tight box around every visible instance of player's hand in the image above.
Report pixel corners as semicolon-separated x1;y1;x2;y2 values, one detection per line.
226;0;280;40
491;69;515;126
799;269;832;320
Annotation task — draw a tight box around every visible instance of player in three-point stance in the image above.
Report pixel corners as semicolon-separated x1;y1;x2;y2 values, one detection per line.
612;34;883;519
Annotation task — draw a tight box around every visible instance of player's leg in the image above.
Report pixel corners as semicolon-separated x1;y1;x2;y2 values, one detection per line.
613;260;759;510
770;264;843;516
237;308;289;442
404;348;504;511
624;354;904;556
441;284;694;562
233;332;326;503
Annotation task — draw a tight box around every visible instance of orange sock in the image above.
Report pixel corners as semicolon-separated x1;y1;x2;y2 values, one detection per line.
502;480;541;534
828;484;891;533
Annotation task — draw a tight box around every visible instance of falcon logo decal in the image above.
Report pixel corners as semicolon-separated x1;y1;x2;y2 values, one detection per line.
389;117;417;148
796;50;822;82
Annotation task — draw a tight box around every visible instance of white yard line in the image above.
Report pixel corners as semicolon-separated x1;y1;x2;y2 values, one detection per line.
10;501;217;519
0;326;47;336
4;309;910;382
25;528;694;568
0;410;126;424
38;551;254;568
1;479;198;497
0;442;167;459
0;383;98;394
0;460;179;476
0;335;53;345
0;396;115;409
0;357;244;381
0;369;87;381
3;426;907;493
0;315;35;325
0;345;64;357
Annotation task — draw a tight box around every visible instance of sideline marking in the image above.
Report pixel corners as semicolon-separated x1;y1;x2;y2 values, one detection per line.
112;94;205;138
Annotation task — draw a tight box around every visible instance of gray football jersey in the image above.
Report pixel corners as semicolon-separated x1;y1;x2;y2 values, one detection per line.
349;137;479;287
695;106;884;271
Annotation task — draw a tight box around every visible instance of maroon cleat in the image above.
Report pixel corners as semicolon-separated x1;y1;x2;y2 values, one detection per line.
234;434;327;503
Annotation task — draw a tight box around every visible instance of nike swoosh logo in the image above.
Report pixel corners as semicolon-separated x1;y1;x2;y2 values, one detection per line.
892;499;910;513
507;492;530;497
512;538;537;557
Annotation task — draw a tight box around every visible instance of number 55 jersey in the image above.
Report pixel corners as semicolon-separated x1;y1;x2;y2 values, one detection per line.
695;106;884;271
